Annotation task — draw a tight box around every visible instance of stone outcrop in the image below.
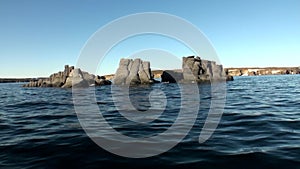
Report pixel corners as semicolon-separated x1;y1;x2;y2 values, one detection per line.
61;68;89;88
23;65;111;88
161;56;233;83
114;58;156;85
182;56;228;82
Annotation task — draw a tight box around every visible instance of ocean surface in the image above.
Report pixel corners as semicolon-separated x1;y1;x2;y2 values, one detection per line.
0;75;299;169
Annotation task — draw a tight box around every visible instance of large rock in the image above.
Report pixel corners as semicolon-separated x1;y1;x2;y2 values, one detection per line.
113;58;130;85
160;56;233;83
95;75;112;85
182;56;229;82
114;58;155;85
82;71;96;85
62;68;89;88
23;65;112;88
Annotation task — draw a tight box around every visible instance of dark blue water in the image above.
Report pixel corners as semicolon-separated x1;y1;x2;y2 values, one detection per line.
0;75;299;169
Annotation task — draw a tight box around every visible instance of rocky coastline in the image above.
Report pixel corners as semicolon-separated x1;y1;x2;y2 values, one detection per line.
225;67;300;76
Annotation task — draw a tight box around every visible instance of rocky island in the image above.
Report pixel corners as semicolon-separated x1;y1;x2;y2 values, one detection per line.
23;65;111;88
113;56;233;84
113;58;158;85
23;56;232;87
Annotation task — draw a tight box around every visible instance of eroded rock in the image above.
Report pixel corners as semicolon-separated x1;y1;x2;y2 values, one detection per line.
23;65;111;88
161;56;233;83
114;58;155;85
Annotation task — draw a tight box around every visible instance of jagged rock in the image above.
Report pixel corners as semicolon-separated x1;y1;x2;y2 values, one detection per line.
160;56;232;83
126;58;141;85
23;65;111;88
51;74;64;87
114;59;130;85
40;81;53;87
182;56;227;82
82;72;96;85
114;58;155;85
139;61;152;84
62;68;89;88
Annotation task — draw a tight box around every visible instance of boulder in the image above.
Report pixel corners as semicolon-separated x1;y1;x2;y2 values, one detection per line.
23;65;111;88
126;58;141;85
114;58;155;85
82;71;96;85
62;68;89;88
95;75;112;85
182;56;228;82
113;58;130;85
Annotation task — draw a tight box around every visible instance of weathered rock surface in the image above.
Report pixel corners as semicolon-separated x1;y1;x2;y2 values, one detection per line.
182;56;229;82
114;58;156;85
161;56;233;83
61;68;89;88
23;65;111;88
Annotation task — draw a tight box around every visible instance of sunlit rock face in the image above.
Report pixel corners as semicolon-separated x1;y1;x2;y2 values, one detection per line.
161;56;232;83
182;56;226;82
113;58;156;85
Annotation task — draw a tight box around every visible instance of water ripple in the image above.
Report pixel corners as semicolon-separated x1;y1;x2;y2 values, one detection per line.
0;75;300;168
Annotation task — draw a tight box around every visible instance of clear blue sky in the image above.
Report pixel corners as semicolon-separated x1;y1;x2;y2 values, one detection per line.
1;0;300;78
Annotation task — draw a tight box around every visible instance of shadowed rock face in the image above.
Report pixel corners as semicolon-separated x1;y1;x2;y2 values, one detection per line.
23;65;111;88
114;58;155;85
161;70;183;83
161;56;233;83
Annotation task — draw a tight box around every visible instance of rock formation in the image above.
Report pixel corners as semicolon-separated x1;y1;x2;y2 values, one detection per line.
61;68;89;88
161;56;233;83
114;58;156;85
182;56;227;82
23;65;111;88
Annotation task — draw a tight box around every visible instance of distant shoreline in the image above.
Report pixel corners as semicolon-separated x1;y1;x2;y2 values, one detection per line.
0;78;47;83
224;67;300;76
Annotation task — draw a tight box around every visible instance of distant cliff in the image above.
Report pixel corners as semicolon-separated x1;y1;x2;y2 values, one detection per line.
225;67;300;76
